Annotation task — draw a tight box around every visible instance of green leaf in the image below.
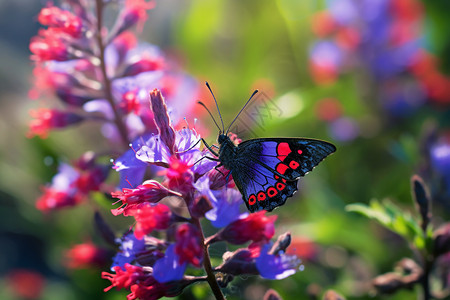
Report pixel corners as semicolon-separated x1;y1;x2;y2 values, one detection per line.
346;199;425;249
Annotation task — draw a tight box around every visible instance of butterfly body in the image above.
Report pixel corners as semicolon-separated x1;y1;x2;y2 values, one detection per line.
216;135;336;213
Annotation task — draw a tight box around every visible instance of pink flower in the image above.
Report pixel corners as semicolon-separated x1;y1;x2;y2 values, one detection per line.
218;211;277;244
111;180;181;216
123;56;165;77
7;269;45;300
27;108;83;138
130;203;172;239
65;242;109;269
38;6;83;38
175;224;203;267
122;0;155;31
35;187;81;212
29;29;72;61
102;264;147;292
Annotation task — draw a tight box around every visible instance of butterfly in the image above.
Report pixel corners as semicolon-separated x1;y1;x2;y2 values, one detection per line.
199;82;336;213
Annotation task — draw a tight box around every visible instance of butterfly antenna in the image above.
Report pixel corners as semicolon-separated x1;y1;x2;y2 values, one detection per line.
225;89;258;134
205;81;225;133
197;101;222;132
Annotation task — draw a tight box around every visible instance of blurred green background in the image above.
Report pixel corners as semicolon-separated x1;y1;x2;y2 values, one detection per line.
1;0;450;299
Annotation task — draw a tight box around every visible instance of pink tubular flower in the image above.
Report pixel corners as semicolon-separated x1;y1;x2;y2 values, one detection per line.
38;6;83;38
166;156;194;192
123;56;165;77
28;108;83;138
65;242;109;269
102;264;147;292
175;224;203;267
111;180;181;216
29;29;72;61
122;0;155;31
74;166;109;194
218;211;277;245
35;187;80;212
130;203;172;239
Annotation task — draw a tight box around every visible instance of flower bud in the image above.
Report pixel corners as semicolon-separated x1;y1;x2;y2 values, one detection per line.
217;249;258;275
175;224;203;267
434;223;450;257
322;290;346;300
264;289;283;300
411;175;431;230
149;89;176;154
218;211;277;245
189;195;213;218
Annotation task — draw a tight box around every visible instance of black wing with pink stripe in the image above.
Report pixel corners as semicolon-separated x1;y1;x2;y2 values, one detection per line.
229;138;335;212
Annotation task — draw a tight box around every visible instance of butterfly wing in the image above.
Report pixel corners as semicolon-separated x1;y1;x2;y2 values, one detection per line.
229;138;336;212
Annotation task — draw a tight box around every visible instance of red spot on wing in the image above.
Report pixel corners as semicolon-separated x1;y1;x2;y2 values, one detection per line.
257;192;266;201
289;160;300;169
298;149;303;155
276;182;286;191
277;142;292;162
248;194;256;205
276;163;289;175
267;187;278;197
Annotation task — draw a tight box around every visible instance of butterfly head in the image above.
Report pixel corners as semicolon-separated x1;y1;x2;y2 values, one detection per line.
217;133;228;145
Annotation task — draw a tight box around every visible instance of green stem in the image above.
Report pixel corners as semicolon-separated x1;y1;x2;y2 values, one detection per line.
193;218;225;300
94;0;129;148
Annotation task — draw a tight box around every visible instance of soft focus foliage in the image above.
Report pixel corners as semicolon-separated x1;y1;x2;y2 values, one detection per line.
2;0;450;299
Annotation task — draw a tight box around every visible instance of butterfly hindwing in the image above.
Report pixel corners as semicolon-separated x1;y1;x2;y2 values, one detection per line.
228;138;336;212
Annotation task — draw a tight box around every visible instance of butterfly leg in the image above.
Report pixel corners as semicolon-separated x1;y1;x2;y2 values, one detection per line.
201;138;219;157
192;155;220;167
175;138;202;154
214;163;225;177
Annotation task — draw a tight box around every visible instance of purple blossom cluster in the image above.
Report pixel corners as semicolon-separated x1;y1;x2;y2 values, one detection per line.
28;1;304;299
308;0;450;142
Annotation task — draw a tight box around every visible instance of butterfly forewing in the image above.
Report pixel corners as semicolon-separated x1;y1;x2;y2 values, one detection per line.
230;138;336;212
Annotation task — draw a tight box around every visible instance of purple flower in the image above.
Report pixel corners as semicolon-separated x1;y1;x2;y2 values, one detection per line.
431;141;450;179
153;245;187;283
113;134;151;188
135;127;216;176
310;40;343;71
255;244;302;280
51;163;80;191
195;176;243;228
329;117;359;142
111;232;146;270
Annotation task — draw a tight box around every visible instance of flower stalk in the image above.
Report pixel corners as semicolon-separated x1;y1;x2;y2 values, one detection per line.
95;0;129;148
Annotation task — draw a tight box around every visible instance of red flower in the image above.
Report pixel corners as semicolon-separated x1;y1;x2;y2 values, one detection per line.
122;0;155;31
7;269;45;300
120;90;141;114
35;187;80;212
311;11;336;37
113;31;138;58
128;277;166;300
111;180;181;216
29;28;74;61
123;56;165;77
75;166;109;194
166;156;194;191
38;6;83;38
219;211;277;244
102;264;147;292
28;108;83;138
130;203;172;239
175;224;203;267
65;242;109;269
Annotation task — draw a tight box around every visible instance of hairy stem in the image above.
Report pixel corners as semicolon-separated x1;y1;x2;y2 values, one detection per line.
94;0;129;148
193;218;225;300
